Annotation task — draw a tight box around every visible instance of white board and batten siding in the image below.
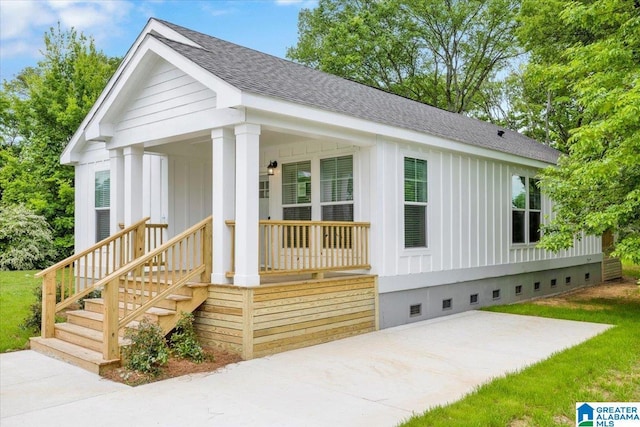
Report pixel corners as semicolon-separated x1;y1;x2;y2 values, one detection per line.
114;58;217;138
370;138;601;287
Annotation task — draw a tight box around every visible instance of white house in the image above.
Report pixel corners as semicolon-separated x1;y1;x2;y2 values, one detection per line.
33;19;602;369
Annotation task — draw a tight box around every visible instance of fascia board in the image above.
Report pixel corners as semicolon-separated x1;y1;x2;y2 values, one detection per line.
61;19;206;165
241;92;554;169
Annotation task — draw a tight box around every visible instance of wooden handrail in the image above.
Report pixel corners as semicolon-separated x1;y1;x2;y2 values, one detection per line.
36;217;151;278
100;216;212;360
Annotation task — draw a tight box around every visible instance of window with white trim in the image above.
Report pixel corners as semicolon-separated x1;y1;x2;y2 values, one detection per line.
282;161;312;221
95;170;110;242
404;157;428;248
320;155;353;222
511;175;541;244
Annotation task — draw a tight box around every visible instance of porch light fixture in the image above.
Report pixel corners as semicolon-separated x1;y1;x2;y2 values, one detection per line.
267;160;278;176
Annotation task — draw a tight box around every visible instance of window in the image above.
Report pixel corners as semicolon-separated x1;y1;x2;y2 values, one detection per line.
515;285;522;295
565;276;571;285
320;156;353;222
551;278;557;288
404;157;428;248
534;281;541;291
511;175;541;244
470;294;479;305
95;170;110;242
492;289;501;300
282;161;312;221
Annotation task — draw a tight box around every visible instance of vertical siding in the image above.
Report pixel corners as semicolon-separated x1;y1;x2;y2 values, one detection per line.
389;145;601;277
167;155;212;238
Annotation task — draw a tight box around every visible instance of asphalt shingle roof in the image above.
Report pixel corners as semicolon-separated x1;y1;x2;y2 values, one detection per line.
156;19;560;164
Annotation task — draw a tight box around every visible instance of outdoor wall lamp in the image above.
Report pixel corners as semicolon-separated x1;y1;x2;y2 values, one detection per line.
267;160;278;176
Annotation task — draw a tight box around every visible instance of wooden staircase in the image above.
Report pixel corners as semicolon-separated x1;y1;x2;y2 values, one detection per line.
30;217;212;375
30;281;208;374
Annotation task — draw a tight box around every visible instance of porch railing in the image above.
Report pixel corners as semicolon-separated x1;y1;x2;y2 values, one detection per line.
226;220;370;276
36;218;167;340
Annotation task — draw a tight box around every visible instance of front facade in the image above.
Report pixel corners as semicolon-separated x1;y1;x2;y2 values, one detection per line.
64;19;601;340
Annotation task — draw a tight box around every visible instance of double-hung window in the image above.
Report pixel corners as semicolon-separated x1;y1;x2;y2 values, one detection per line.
282;161;312;220
320;155;353;221
404;157;428;248
95;170;110;242
511;175;541;244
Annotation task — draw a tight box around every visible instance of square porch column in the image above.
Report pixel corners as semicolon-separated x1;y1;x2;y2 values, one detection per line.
233;123;261;286
211;128;235;284
108;148;124;234
123;145;144;226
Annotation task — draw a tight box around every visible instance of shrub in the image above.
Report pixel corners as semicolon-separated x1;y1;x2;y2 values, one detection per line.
0;204;55;270
122;318;169;375
21;283;62;333
169;312;205;363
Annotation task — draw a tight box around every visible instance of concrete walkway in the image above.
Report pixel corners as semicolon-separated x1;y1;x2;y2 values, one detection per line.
1;311;610;427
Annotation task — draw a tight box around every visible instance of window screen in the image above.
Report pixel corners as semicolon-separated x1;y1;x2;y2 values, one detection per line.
404;157;427;248
95;170;110;242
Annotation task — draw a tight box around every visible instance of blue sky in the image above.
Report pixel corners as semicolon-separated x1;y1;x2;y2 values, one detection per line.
0;0;316;82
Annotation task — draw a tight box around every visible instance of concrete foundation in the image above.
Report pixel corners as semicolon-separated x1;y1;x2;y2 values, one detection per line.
379;262;602;328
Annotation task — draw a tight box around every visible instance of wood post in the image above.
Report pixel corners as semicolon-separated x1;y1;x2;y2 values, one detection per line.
242;288;254;360
134;221;146;259
202;220;212;283
41;272;57;338
102;278;120;360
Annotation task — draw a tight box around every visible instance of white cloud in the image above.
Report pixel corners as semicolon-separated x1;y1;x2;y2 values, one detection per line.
274;0;316;6
0;0;134;61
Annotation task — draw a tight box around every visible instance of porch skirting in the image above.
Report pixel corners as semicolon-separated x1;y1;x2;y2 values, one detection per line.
194;275;378;359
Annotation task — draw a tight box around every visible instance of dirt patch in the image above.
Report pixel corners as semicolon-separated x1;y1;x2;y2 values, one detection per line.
102;348;242;386
531;277;639;309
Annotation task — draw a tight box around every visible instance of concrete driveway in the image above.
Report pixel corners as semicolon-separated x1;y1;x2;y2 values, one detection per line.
1;311;611;427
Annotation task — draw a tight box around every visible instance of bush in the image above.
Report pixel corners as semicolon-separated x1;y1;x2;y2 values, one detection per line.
21;283;62;333
0;204;55;270
122;318;169;375
169;312;205;363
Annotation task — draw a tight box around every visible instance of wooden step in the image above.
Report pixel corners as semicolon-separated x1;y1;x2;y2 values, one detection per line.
54;322;129;352
118;288;193;310
66;309;147;335
83;298;177;322
30;337;119;375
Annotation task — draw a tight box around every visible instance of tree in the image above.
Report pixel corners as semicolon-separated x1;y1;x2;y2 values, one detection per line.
0;204;55;270
533;0;640;263
287;0;521;114
0;25;119;260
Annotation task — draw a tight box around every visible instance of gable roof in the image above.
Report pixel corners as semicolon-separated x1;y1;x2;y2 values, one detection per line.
154;19;559;165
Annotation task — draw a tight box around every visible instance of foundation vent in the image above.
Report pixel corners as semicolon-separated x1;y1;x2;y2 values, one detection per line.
551;278;557;288
470;293;479;305
565;276;572;285
442;298;452;310
534;281;541;291
492;289;501;300
409;304;422;317
515;285;522;295
585;272;590;281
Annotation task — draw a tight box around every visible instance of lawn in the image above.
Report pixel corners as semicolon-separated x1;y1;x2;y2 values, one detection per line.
400;276;640;427
0;270;40;352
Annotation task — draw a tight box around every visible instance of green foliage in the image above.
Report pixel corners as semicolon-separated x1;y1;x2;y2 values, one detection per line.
170;312;205;363
20;282;63;334
287;0;521;114
0;25;119;260
531;0;640;263
0;204;55;270
0;271;39;352
122;318;169;376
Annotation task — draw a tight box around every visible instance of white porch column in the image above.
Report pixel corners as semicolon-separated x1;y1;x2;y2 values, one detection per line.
123;145;144;226
233;123;261;286
109;148;124;234
211;128;235;284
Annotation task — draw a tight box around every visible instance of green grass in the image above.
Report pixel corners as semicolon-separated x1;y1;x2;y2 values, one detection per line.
0;270;40;352
400;283;640;427
622;262;640;280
